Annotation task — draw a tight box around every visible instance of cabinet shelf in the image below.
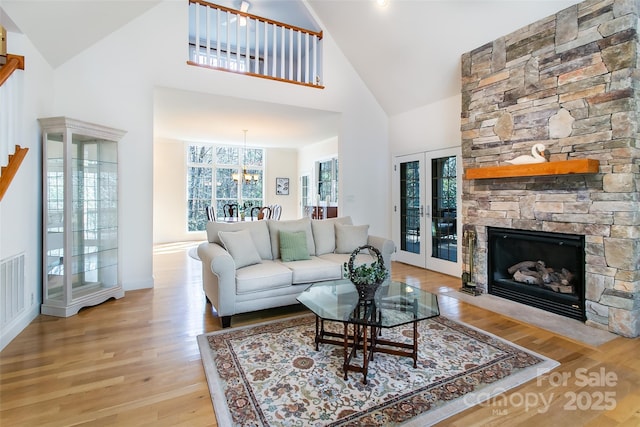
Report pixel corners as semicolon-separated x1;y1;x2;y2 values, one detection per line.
464;159;600;180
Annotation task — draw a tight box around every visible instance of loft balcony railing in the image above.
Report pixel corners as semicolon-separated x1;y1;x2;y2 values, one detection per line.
188;0;323;88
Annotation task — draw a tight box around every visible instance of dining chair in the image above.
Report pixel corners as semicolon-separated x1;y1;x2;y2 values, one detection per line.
270;204;282;220
258;206;271;220
205;206;216;222
223;203;238;219
250;206;262;219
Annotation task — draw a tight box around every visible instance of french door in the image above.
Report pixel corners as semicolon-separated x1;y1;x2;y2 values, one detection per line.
392;148;461;276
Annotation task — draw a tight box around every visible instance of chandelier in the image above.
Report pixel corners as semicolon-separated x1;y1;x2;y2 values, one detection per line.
232;129;259;184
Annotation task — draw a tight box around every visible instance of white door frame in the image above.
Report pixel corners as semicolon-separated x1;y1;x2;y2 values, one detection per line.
392;153;426;268
392;147;462;277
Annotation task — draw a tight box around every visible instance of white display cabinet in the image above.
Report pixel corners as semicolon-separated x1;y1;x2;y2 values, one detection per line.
39;117;126;317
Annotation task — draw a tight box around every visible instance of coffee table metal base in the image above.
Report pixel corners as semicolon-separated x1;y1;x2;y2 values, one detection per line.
313;316;419;384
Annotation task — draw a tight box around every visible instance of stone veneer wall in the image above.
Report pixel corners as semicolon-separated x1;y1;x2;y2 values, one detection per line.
460;0;639;337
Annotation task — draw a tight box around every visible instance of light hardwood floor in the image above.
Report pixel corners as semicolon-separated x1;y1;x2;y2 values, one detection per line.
1;242;639;426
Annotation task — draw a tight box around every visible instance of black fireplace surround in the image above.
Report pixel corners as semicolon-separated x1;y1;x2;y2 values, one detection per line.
487;227;585;321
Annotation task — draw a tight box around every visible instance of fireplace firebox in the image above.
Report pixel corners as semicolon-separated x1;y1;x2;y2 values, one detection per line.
487;227;585;321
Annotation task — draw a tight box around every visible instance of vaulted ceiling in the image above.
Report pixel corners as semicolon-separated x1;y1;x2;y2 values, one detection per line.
1;0;580;145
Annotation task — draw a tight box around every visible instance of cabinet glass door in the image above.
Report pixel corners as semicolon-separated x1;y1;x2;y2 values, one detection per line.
45;132;65;303
70;136;118;299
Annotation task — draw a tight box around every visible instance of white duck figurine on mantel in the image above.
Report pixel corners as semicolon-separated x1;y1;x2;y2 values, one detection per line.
505;143;547;164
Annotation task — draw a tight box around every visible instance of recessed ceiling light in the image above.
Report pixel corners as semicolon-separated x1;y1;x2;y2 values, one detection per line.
376;0;389;7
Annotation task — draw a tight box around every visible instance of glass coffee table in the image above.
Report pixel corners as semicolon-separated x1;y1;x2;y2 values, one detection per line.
297;279;440;384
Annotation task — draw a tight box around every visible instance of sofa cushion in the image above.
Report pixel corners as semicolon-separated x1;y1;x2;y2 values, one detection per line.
279;230;311;262
218;229;262;269
268;217;315;259
206;219;272;260
279;257;342;284
335;223;370;254
311;216;353;255
236;260;293;294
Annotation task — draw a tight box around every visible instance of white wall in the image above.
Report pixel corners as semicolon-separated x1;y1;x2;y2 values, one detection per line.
0;31;54;350
389;95;462;156
298;137;339;176
153;138;187;243
264;148;298;220
45;1;388;291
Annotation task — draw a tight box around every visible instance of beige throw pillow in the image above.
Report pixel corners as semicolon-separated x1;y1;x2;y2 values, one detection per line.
335;223;369;254
311;216;353;255
218;229;262;269
206;220;272;260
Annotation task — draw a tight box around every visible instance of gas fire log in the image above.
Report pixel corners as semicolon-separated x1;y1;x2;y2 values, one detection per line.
507;261;537;275
561;268;574;284
545;283;574;293
513;270;543;285
508;260;575;293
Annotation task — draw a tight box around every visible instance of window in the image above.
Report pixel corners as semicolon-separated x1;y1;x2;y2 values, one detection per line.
300;174;310;216
318;157;338;203
187;143;264;231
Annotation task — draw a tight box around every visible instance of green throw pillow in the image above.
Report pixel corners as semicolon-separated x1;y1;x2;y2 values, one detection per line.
279;230;311;262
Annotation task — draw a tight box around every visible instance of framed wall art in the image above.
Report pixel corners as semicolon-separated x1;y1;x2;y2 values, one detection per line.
276;177;289;195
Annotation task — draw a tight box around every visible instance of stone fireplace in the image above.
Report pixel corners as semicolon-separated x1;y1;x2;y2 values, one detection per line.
460;0;639;337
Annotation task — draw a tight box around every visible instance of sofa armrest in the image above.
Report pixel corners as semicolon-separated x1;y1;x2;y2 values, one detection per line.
367;235;396;272
197;242;237;316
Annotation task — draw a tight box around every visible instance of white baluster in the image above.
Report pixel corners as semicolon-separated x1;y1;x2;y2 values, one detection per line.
226;11;230;68
312;35;318;85
254;20;260;73
0;80;7;170
304;33;309;83
216;8;220;67
271;23;276;78
236;11;241;68
194;3;200;63
205;5;211;66
296;31;301;83
280;26;285;79
288;29;293;81
263;20;268;75
245;16;250;72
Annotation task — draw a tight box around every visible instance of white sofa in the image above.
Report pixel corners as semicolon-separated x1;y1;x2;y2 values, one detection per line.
197;216;395;328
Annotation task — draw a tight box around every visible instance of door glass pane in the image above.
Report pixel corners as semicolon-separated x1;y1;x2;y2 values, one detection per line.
431;156;457;262
400;161;420;254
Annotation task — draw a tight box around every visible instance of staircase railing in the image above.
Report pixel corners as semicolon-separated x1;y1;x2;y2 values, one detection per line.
187;0;323;88
0;54;28;201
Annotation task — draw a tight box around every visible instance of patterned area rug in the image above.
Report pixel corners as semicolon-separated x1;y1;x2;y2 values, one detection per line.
197;314;558;426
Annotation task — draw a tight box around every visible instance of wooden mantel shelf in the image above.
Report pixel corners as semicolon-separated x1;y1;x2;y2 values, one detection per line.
464;159;600;180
